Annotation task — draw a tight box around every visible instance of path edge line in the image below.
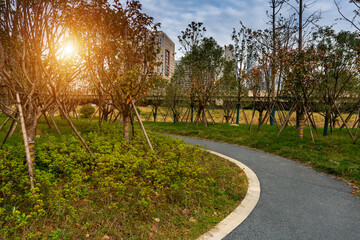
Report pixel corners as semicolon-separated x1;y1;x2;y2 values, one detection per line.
197;150;261;240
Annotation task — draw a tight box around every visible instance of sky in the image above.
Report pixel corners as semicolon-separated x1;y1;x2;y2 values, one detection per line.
135;0;358;59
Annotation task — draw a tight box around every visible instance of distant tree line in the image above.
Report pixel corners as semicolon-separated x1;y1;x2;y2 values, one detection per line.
167;0;360;143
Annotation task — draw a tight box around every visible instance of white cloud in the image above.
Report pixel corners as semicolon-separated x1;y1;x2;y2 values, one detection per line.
136;0;358;59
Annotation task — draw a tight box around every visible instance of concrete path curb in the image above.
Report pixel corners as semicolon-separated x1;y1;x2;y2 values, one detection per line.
197;150;261;240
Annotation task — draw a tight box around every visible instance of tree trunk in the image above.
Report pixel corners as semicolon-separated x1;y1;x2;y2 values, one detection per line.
297;107;305;138
298;114;304;139
324;110;330;136
190;105;194;123
16;94;35;189
202;108;207;127
153;106;157;122
181;108;189;122
236;104;240;124
296;109;302;128
270;106;276;126
123;110;130;144
258;110;263;132
225;115;230;123
330;115;333;134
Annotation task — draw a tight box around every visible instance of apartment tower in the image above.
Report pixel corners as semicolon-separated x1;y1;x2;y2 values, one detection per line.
155;31;175;80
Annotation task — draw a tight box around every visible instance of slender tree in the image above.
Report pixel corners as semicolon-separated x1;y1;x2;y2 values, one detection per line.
312;28;360;136
219;58;237;123
279;47;321;141
178;37;224;126
178;21;206;54
268;0;286;125
75;0;160;143
287;0;321;137
165;72;184;123
232;24;260;124
178;22;206;122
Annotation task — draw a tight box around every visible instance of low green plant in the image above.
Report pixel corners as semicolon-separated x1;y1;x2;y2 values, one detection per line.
79;105;95;118
0;117;247;239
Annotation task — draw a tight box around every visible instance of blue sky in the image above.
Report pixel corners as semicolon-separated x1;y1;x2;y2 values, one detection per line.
136;0;357;59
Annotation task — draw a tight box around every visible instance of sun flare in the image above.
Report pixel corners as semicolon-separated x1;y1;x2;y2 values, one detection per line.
59;40;77;59
63;43;75;56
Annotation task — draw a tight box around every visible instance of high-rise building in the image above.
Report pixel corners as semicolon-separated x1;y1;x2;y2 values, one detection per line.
155;31;175;80
224;44;234;61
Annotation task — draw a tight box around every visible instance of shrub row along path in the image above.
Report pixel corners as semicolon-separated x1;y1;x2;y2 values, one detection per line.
179;136;360;240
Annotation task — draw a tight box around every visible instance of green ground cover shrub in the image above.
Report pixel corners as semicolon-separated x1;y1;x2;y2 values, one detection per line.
80;105;95;118
0;116;247;239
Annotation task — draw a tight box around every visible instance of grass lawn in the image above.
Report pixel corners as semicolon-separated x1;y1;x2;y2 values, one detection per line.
0;114;247;239
144;121;360;195
137;106;358;128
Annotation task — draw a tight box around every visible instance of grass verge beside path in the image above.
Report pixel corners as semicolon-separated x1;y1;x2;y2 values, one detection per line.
0;115;247;239
144;122;360;195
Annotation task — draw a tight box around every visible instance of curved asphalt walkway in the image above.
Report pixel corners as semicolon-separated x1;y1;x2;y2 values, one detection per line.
180;137;360;240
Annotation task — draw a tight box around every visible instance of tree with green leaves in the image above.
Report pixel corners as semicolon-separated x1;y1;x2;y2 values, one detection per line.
74;0;160;144
278;47;321;141
165;72;184;123
146;76;167;122
233;2;298;128
287;0;321;137
312;28;360;137
232;24;260;124
178;21;206;54
219;58;237;123
178;37;224;126
177;21;207;122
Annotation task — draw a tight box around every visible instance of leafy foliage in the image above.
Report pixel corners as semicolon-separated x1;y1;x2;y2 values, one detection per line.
75;0;160;141
176;36;224;126
0;119;247;239
80;105;95;118
178;21;206;53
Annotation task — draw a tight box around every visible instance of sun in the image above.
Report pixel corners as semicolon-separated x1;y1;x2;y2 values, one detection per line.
58;40;77;59
63;42;75;56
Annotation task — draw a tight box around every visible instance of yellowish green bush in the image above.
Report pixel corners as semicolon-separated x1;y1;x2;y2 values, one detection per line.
0;123;247;239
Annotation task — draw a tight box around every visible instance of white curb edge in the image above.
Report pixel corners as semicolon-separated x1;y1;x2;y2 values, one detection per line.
196;150;261;240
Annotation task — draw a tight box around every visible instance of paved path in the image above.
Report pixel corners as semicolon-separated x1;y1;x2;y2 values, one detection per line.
180;137;360;240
